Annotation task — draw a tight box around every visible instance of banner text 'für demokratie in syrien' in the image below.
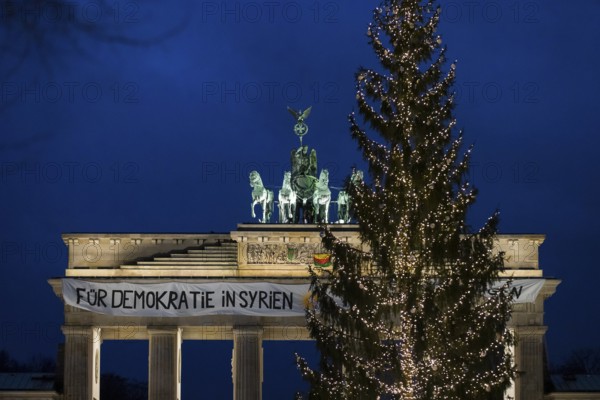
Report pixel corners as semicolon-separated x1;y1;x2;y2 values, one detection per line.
62;279;545;317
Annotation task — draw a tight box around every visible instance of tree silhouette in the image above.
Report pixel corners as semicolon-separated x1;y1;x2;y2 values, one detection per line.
555;348;600;375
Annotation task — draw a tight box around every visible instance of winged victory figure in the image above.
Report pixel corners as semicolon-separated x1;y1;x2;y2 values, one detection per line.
287;106;312;123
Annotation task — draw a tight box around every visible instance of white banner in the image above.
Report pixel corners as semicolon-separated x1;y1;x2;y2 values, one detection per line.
488;279;545;304
62;278;545;317
63;279;310;317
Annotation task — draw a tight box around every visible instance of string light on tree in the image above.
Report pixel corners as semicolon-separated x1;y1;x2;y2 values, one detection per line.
296;0;515;399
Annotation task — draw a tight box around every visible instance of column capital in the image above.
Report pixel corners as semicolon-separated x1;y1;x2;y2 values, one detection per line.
233;326;263;335
514;325;548;336
61;325;101;338
148;326;182;336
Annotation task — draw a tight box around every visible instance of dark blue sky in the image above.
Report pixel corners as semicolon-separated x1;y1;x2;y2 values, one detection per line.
1;0;599;397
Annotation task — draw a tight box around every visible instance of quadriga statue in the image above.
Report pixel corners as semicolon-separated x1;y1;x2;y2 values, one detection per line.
249;171;273;223
312;169;331;224
336;169;363;223
290;145;318;223
278;171;297;223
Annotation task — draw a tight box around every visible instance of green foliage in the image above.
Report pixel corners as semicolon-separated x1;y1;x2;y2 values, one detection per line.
296;1;515;398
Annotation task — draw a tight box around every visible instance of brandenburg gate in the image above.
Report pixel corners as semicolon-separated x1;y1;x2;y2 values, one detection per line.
49;228;558;400
48;109;559;399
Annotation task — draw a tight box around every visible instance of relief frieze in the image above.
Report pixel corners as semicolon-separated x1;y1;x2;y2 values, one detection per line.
246;243;325;264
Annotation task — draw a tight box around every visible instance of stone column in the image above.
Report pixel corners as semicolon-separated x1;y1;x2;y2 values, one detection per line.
62;326;101;400
232;326;263;400
514;326;547;400
148;327;182;400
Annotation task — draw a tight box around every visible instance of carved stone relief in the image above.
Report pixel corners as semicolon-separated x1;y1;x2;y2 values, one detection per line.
246;243;325;264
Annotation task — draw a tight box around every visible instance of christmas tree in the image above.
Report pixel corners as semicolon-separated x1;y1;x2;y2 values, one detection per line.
296;0;515;398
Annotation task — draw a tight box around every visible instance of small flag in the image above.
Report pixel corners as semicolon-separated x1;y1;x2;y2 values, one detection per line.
313;253;332;267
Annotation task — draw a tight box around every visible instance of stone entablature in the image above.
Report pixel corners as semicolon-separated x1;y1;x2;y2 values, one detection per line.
63;233;231;269
62;225;546;279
